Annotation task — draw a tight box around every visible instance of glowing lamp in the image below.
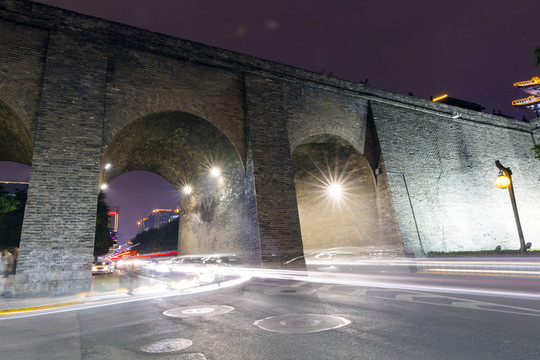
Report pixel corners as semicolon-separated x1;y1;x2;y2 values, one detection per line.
210;167;221;177
495;174;510;189
326;183;343;198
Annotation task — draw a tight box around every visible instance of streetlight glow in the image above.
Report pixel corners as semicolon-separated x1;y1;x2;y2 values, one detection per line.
326;182;343;198
210;167;221;177
495;173;510;189
104;163;112;170
100;183;108;190
183;185;193;195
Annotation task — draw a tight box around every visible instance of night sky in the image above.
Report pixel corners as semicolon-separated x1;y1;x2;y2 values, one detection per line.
2;0;539;243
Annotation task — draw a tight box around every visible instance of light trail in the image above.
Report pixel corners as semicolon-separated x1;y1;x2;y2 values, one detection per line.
0;275;251;320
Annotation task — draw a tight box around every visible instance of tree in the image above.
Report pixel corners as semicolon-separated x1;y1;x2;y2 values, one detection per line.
534;146;540;180
533;46;540;177
0;196;20;213
0;185;27;249
130;218;178;254
94;192;112;257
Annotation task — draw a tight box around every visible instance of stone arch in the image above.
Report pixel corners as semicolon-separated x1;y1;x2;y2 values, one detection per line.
103;49;246;166
0;100;33;165
284;83;369;156
101;110;260;263
292;134;403;256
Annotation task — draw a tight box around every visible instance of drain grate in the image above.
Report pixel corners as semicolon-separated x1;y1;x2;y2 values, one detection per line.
164;305;234;318
254;314;350;333
140;338;193;353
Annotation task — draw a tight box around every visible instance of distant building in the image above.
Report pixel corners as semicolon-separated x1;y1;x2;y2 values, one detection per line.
432;94;486;112
107;207;119;250
512;77;540;117
137;208;179;233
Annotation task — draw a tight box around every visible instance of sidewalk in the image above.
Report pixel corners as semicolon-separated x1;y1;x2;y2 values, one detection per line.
0;275;88;315
0;274;13;297
0;273;250;317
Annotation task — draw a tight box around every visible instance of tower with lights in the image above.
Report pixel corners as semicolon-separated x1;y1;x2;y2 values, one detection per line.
512;77;540;117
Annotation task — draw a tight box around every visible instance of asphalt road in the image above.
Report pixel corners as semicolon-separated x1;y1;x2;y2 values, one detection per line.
1;273;540;360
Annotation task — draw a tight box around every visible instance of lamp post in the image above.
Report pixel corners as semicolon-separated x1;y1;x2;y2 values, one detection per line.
495;160;527;253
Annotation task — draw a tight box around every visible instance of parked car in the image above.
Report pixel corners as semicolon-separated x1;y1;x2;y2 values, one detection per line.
92;260;114;275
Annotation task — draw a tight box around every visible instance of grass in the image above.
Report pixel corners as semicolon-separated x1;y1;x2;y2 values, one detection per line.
427;250;540;257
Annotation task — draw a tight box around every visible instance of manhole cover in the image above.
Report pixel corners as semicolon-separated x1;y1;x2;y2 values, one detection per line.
164;305;234;318
264;287;316;296
140;338;193;353
254;314;350;333
280;318;321;327
182;307;216;314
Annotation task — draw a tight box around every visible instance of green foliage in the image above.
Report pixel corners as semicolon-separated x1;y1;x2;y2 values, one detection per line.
131;218;178;254
0;196;20;213
93;192;112;257
533;145;540;181
534;145;540;160
0;185;27;249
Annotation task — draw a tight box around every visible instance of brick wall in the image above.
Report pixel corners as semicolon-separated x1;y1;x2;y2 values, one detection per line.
245;74;305;266
371;102;540;254
13;31;107;296
0;18;48;164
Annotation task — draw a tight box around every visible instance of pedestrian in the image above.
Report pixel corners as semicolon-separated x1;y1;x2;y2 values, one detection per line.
2;249;13;278
0;250;4;276
11;247;18;275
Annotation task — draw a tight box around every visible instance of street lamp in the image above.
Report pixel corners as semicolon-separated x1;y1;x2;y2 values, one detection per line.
183;185;193;195
495;160;528;253
326;182;343;198
210;167;221;177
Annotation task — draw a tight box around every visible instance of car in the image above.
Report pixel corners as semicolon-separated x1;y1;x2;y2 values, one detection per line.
141;258;172;276
201;254;243;267
167;255;205;275
92;260;114;275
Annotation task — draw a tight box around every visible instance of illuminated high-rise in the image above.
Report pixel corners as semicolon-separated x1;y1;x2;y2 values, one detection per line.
107;207;119;249
137;208;180;233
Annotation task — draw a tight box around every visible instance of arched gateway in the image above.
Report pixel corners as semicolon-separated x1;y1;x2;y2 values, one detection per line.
1;1;539;296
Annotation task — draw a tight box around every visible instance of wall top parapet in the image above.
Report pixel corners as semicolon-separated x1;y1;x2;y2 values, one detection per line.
0;0;534;135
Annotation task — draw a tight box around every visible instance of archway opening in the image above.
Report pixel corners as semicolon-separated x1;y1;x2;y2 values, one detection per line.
0;161;30;253
98;170;180;255
0;101;33;165
101;111;259;263
292;135;403;257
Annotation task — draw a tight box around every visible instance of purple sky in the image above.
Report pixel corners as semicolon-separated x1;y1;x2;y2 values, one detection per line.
31;0;540;119
102;171;180;244
2;0;539;243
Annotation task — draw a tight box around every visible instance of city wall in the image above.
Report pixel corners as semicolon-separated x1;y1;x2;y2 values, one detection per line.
1;0;539;295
